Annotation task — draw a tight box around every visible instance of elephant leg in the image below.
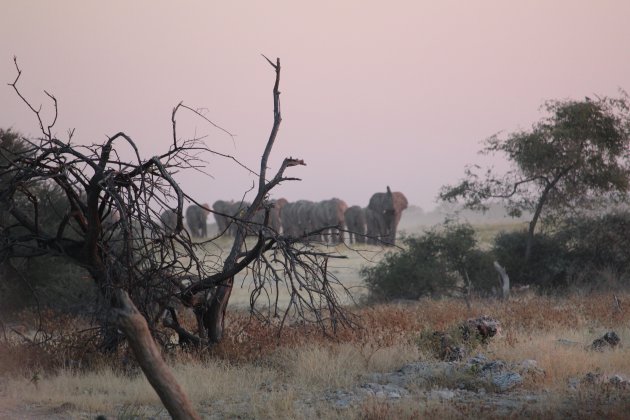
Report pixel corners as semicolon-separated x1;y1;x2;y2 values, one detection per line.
336;225;344;244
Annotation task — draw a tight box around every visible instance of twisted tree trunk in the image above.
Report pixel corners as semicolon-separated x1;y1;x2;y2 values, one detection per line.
111;290;200;420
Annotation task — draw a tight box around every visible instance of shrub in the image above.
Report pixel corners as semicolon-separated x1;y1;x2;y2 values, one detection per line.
362;221;496;302
0;129;94;315
492;230;570;290
559;212;630;288
492;211;630;292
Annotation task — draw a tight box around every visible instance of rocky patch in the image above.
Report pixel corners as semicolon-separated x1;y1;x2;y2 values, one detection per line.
325;354;537;409
590;331;621;351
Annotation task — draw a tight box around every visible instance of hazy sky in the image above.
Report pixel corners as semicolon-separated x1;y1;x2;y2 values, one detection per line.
2;1;629;210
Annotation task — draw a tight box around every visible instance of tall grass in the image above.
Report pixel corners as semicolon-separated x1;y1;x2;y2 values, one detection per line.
2;292;630;418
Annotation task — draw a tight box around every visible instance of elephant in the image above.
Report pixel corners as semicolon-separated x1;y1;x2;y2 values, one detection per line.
366;187;408;246
310;198;348;244
212;200;254;237
269;198;288;233
160;208;178;234
344;205;366;244
212;200;234;235
365;207;386;244
280;201;297;236
281;200;316;238
185;203;210;238
248;202;267;235
247;198;288;235
230;201;252;236
281;199;347;243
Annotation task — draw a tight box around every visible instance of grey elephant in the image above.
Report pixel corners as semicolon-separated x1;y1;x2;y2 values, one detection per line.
344;205;366;244
281;200;316;238
213;200;254;237
269;198;288;233
248;202;268;235
212;200;234;235
160;209;178;234
230;201;252;236
366;187;408;246
311;198;348;243
280;201;298;237
212;200;247;236
185;203;210;238
247;198;288;235
365;207;385;245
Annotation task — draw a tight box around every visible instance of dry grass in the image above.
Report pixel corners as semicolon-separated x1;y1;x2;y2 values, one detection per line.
226;241;385;309
2;292;630;418
2;220;630;418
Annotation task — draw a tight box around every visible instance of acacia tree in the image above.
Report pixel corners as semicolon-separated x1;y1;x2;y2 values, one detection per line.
440;95;630;261
1;57;355;418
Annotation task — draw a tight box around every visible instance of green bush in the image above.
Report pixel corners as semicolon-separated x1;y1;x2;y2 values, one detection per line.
0;129;95;314
492;211;630;291
559;212;630;288
363;211;630;301
492;230;570;289
0;257;96;314
362;221;496;302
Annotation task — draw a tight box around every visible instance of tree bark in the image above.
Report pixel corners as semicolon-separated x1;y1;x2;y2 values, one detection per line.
205;279;233;343
524;170;568;261
201;57;286;345
111;290;200;420
525;186;550;261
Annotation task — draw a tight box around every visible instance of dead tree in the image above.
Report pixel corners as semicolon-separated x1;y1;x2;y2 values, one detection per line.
111;290;200;420
493;261;510;300
1;56;356;417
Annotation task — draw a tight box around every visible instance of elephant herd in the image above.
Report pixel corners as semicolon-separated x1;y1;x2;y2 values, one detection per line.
159;187;408;246
280;198;348;243
159;203;211;239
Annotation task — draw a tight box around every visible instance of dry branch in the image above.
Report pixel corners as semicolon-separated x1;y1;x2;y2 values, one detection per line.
2;54;356;364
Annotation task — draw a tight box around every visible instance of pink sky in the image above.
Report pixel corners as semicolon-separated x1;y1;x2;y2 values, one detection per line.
2;1;629;210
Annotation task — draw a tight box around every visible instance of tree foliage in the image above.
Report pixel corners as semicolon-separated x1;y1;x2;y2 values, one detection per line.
440;95;630;260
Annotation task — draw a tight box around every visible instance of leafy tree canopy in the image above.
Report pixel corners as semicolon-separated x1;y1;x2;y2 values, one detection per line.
440;94;630;259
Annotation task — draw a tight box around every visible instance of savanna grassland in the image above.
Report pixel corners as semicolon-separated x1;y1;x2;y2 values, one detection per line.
1;219;629;419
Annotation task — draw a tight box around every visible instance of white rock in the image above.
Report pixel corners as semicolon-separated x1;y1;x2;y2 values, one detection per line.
491;372;523;392
430;389;456;400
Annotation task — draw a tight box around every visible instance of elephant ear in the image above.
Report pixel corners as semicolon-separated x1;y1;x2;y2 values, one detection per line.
395;193;408;211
